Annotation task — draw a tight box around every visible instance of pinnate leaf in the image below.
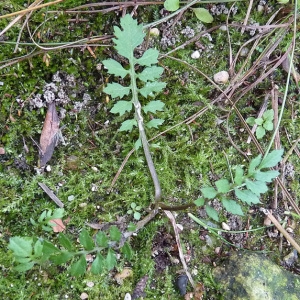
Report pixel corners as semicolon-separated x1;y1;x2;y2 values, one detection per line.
139;81;166;98
254;170;279;182
215;179;230;193
34;240;43;257
14;262;35;272
51;208;64;219
259;149;283;169
222;198;244;216
119;119;137;132
96;232;109;248
102;59;128;78
138;66;164;82
91;253;105;274
42;240;60;257
70;255;87;276
194;197;205;207
136;48;159;66
143;100;165;113
9;237;32;257
110;101;132;116
234;188;260;205
234;166;244;185
201;187;217;199
50;251;73;265
58;233;74;251
79;229;94;251
205;205;219;221
248;154;262;175
245;179;268;196
146;118;164;128
106;248;117;271
109;226;121;242
113;15;145;60
121;242;133;260
104;83;130;98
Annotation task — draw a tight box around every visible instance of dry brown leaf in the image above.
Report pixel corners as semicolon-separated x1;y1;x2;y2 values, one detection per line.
114;267;133;284
39;102;60;167
0;147;5;155
49;218;66;232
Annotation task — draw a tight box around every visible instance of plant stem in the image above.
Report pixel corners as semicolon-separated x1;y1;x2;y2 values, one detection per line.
130;60;161;203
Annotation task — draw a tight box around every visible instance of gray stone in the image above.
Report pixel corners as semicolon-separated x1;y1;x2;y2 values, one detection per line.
213;252;300;300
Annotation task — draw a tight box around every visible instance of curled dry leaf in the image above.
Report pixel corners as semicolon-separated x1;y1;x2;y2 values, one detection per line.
49;218;66;232
114;267;133;284
39;102;60;167
0;147;5;155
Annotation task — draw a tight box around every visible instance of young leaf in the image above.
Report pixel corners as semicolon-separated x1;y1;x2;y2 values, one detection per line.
96;232;109;248
234;188;260;205
245;179;268;196
234;166;244;185
215;179;230;193
194;197;205;207
134;138;142;150
104;83;130;98
8;237;33;257
205;205;219;221
14;262;35;272
259;149;284;169
50;251;73;265
119;119;137;132
70;255;87;276
164;0;179;11
38;210;47;223
246;117;256;126
121;242;133;260
79;229;94;251
91;253;105;274
248;154;262;175
51;208;64;219
263;120;273;131
33;240;43;258
201;187;217;199
138;66;164;82
110;101;132;116
139;81;166;98
113;15;145;60
135;48;159;67
222;198;244;216
109;225;121;242
106;248;117;271
263;109;274;121
42;241;60;258
256;126;265;139
143;100;165;114
254;170;279;182
146;118;164;129
192;8;213;23
58;233;74;251
102;59;129;78
14;256;32;264
134;211;141;220
255;117;264;126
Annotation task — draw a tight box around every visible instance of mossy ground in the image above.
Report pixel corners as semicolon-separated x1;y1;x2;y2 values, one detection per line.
1;1;300;299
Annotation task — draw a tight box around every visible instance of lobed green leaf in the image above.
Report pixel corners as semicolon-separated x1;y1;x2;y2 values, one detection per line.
50;251;73;265
259;149;284;169
146;118;164;129
256;126;265;139
121;242;133;260
58;233;74;251
104;83;130;98
135;48;159;67
143;100;165;114
106;248;117;271
109;226;121;242
222;198;244;216
110;100;132;116
138;66;164;82
102;59;129;78
234;166;244;185
194;197;205;207
14;262;35;272
33;240;43;258
192;8;214;23
205;205;219;221
215;179;230;193
263;109;274;121
8;237;33;257
139;81;166;98
263;120;273;131
96;232;109;248
246;117;256;126
248;154;262;175
245;179;268;196
91;253;105;274
201;187;217;199
234;188;260;205
70;255;87;277
119;119;137;132
51;208;64;220
254;170;279;182
79;229;94;251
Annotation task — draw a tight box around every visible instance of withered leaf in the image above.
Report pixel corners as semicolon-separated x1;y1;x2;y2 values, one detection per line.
49;218;66;233
39;102;60;167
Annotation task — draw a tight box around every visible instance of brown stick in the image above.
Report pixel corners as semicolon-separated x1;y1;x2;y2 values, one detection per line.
38;182;64;208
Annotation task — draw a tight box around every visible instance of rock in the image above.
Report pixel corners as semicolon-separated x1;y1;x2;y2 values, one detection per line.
191;50;200;59
213;71;229;84
222;222;231;231
219;25;228;31
149;28;160;37
240;47;249;57
213;252;300;300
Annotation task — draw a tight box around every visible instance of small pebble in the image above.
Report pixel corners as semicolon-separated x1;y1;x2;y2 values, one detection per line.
219;25;227;31
150;28;160;37
80;293;88;300
79;202;87;208
257;5;264;13
191;50;200;59
68;195;75;201
86;281;94;288
124;293;131;300
45;165;51;172
213;71;229;84
240;47;249;57
222;222;231;231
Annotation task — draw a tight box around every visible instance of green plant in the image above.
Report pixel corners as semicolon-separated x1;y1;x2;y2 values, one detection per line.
127;202;142;220
193;149;283;221
30;208;64;232
246;109;274;139
8;226;133;276
103;14;166;203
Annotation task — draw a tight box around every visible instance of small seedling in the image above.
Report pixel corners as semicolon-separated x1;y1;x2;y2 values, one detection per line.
127;202;142;220
30;208;64;232
246;109;274;139
8;226;133;276
194;149;283;221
